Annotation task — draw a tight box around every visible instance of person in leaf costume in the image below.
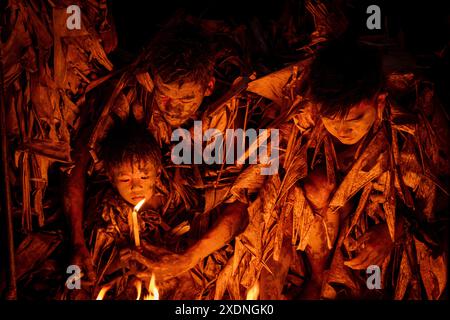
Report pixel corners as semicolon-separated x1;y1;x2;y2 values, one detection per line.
63;20;266;294
68;121;202;300
231;39;448;299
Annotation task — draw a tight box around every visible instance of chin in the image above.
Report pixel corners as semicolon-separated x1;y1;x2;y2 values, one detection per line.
127;199;138;206
165;117;188;127
337;136;362;145
168;120;185;127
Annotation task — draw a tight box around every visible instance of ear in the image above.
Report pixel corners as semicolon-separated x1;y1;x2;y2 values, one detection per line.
204;77;216;97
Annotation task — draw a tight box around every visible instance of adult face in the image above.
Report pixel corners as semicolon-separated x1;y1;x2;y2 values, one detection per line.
321;99;377;145
154;75;213;127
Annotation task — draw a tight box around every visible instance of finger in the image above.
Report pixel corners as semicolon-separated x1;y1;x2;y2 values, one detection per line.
119;248;133;257
345;237;359;251
348;250;380;270
353;233;372;249
120;253;132;262
360;250;382;270
344;251;370;270
369;250;390;269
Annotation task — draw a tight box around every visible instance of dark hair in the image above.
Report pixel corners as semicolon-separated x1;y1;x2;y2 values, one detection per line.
145;23;214;87
306;40;384;118
100;120;162;174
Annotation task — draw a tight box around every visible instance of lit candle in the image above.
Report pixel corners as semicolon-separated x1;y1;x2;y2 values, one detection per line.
130;199;146;247
246;280;259;300
96;284;112;300
143;273;159;300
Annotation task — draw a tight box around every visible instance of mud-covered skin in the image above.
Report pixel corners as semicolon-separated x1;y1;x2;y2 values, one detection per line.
153;75;215;127
120;200;249;281
321;98;378;145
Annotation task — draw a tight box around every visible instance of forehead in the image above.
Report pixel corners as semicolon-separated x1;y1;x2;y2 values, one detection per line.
113;161;156;175
325;99;375;120
155;76;203;98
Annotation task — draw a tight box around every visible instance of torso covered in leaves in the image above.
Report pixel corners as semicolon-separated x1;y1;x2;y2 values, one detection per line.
83;64;276;300
85;183;200;300
225;67;449;299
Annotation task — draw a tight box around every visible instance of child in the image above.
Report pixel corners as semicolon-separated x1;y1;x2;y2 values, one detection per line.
85;120;199;300
285;40;447;299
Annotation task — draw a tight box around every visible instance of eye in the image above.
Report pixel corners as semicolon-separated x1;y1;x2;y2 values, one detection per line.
141;176;150;180
119;178;130;183
348;115;364;122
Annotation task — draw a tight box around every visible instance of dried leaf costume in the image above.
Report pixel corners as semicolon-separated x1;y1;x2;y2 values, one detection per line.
219;58;448;299
2;0;116;232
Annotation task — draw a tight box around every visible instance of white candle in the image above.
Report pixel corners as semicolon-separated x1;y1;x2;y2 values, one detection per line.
131;199;146;247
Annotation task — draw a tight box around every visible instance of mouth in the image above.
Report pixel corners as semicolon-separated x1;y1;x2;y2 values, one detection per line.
166;114;180;120
131;195;145;202
163;112;182;122
338;136;359;145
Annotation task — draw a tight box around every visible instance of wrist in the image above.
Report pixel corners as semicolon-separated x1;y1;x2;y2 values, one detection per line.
72;236;87;248
185;244;202;264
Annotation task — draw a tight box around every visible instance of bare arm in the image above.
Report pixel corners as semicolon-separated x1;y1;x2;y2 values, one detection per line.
63;123;96;280
121;200;249;280
187;200;249;262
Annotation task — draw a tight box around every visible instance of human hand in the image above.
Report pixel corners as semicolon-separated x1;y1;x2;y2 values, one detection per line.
119;247;196;281
71;243;96;284
344;223;394;270
302;165;336;211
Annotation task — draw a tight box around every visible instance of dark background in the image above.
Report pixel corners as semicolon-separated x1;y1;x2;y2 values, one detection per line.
109;0;449;106
110;0;449;55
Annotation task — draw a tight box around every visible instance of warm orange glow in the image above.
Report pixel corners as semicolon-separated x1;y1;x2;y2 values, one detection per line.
143;273;159;300
134;198;146;212
134;280;142;300
130;198;145;247
96;285;112;300
246;281;259;300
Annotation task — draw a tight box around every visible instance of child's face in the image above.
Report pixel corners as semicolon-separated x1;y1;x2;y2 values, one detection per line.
321;99;377;145
110;161;158;206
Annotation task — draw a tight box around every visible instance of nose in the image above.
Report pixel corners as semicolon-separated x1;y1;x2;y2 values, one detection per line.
167;102;185;113
130;178;143;191
335;122;352;136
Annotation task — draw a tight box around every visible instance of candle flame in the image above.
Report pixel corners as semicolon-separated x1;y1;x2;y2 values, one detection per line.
246;281;259;300
130;198;146;247
96;285;111;300
134;280;142;300
134;198;146;212
143;273;159;300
